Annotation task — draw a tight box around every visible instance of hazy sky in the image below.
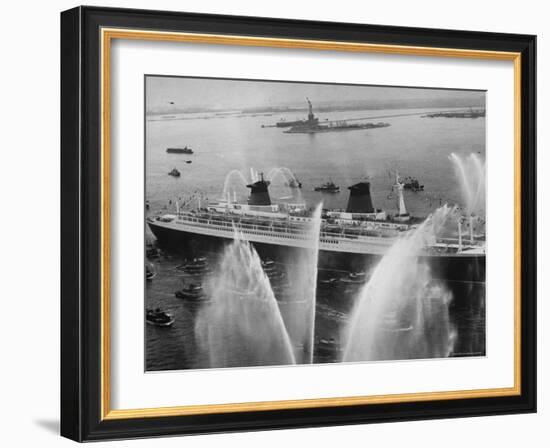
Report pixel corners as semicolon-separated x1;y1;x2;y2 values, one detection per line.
146;76;485;112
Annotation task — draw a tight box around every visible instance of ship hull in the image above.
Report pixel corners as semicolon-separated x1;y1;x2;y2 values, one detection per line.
147;220;485;284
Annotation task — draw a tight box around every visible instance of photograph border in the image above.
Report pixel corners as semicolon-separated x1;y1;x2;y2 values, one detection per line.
142;73;489;375
61;6;536;441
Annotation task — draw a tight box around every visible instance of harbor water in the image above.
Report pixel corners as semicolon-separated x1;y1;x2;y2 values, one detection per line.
145;106;486;371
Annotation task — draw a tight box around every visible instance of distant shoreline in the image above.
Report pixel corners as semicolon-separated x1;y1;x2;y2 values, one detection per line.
146;102;484;117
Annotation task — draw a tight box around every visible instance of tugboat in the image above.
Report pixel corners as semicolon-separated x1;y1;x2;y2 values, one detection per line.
401;176;424;192
166;146;193;154
314;180;340;193
146;308;175;327
175;281;205;300
168;168;181;177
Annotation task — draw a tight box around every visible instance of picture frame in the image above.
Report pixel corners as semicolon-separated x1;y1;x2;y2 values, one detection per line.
60;5;536;441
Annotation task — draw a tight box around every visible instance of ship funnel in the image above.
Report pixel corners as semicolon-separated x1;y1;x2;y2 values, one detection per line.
246;173;272;206
346;182;374;213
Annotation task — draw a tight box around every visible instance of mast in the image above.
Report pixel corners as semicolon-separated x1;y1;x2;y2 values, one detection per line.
458;219;463;252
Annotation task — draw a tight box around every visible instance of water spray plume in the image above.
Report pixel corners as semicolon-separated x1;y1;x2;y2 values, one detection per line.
449;153;486;216
281;203;323;363
195;233;296;368
267;166;301;199
343;205;457;362
221;169;248;199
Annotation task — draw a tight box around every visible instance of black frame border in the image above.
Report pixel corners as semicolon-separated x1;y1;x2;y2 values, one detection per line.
61;6;536;442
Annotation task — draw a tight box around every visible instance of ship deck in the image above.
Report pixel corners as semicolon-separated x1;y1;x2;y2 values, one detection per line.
148;213;485;258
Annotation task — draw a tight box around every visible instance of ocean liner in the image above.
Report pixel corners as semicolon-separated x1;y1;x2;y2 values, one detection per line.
147;172;485;281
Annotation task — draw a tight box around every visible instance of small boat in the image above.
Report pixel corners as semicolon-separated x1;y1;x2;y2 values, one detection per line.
314;180;340;193
261;259;277;272
168;168;181;177
146;308;175;327
146;265;157;281
177;257;208;272
319;277;339;287
175;282;204;300
349;271;367;280
340;272;366;285
187;266;211;276
317;337;338;347
401;176;424;192
185;160;192;164
316;337;343;355
166;146;193;154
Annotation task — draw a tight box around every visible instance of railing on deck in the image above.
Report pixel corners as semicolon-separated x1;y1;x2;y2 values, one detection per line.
172;212;485;249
